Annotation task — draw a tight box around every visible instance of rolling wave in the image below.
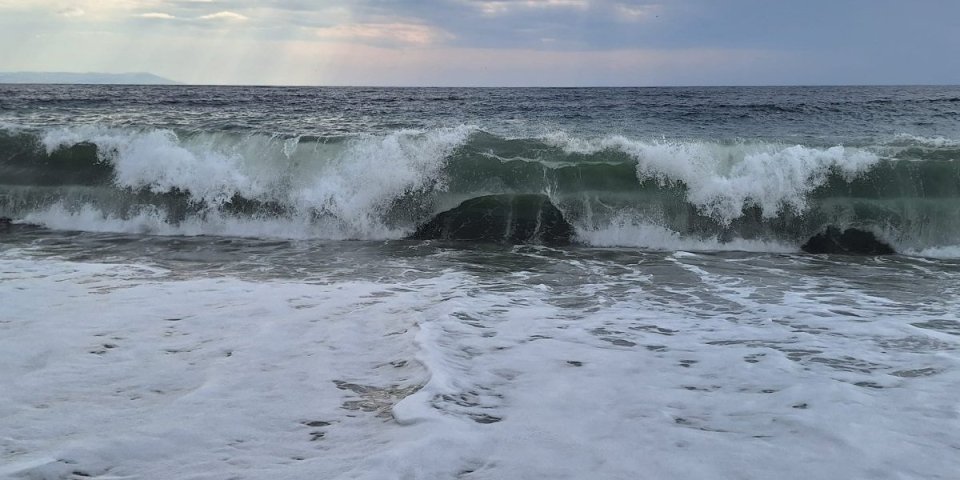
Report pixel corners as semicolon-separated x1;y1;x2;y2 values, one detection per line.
2;125;959;255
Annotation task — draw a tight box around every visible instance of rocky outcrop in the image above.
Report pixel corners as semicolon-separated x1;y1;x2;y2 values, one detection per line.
801;226;895;255
412;194;574;245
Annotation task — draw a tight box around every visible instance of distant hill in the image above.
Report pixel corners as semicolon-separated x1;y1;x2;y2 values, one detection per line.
0;72;179;85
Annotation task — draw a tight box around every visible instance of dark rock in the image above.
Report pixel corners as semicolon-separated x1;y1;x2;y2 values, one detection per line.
801;226;895;255
0;217;11;225
411;194;574;245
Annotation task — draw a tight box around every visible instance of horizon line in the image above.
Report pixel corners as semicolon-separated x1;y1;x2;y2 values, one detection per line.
3;81;959;88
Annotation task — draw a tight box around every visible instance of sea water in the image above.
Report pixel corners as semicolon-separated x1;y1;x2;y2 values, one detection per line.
1;85;959;479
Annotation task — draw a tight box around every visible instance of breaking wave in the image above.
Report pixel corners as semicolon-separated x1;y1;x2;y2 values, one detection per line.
2;125;959;255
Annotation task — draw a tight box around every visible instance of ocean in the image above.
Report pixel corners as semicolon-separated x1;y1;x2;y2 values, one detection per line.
1;85;959;479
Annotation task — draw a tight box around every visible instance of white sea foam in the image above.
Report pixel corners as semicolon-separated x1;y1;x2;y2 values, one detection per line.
888;133;960;148
39;125;474;238
22;203;184;236
38;126;881;231
0;254;439;479
0;120;24;133
575;216;796;253
544;132;880;223
906;245;960;259
20;202;408;240
289;126;472;234
13;126;960;256
3;244;960;479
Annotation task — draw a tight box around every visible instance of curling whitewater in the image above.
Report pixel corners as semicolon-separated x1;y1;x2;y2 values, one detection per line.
2;124;960;255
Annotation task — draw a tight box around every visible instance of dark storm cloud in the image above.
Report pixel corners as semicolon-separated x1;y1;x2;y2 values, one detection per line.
120;0;960;61
331;0;960;51
297;0;957;83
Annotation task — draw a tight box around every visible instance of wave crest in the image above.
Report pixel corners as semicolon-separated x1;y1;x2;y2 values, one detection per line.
34;125;474;237
3;125;959;255
542;132;879;223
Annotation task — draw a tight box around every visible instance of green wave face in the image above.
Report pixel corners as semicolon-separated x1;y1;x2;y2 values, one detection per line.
1;127;959;253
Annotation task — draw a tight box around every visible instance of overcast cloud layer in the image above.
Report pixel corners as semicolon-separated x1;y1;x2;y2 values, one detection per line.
0;0;957;86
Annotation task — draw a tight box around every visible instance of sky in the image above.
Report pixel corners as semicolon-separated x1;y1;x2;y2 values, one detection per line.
0;0;958;86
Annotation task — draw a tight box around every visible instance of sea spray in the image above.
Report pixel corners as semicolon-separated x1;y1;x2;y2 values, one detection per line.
3;124;959;254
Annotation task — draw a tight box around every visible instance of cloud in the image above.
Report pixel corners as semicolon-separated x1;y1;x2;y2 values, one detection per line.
614;3;661;22
2;0;958;86
359;0;677;50
472;0;589;15
57;6;85;17
316;23;454;46
139;12;176;20
198;11;248;22
137;10;253;23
